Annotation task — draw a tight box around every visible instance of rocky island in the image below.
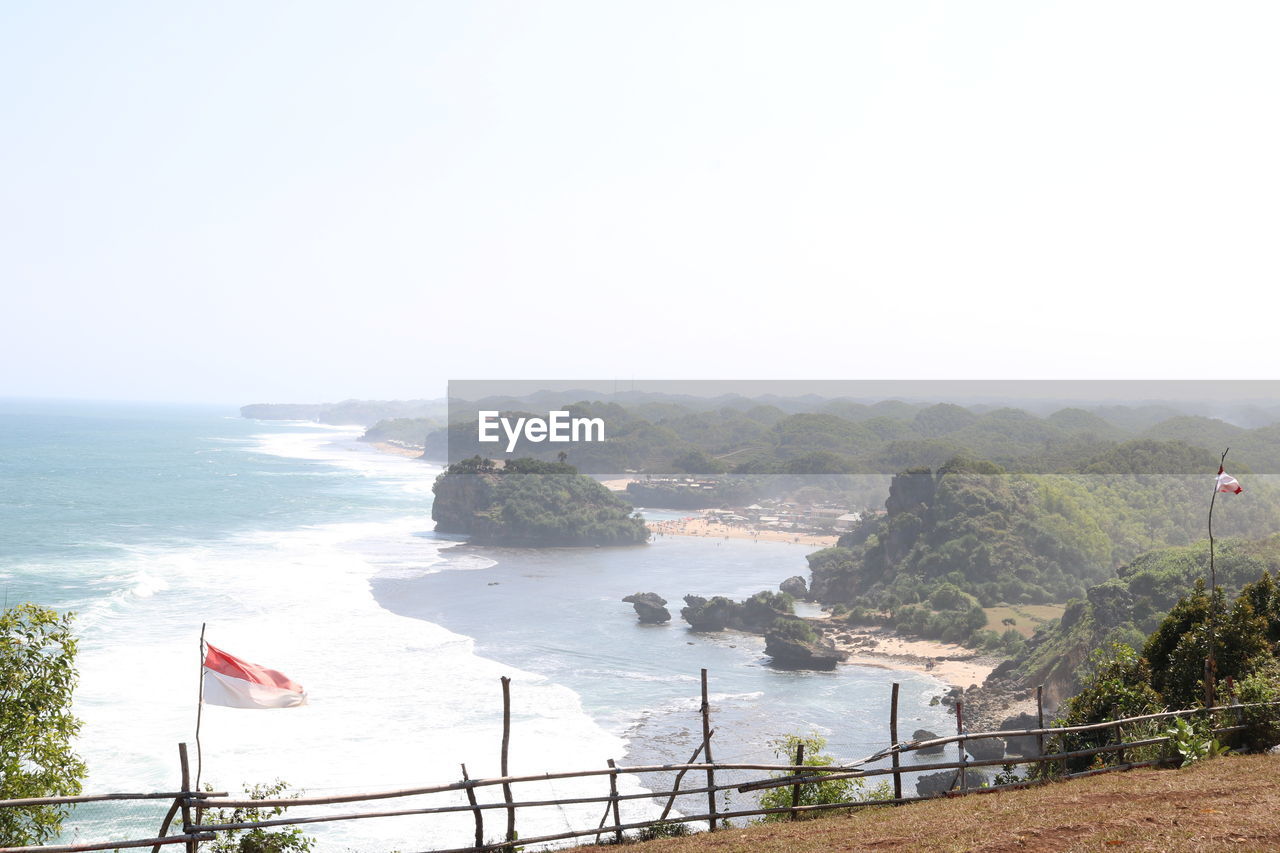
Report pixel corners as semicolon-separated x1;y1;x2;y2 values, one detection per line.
431;456;650;547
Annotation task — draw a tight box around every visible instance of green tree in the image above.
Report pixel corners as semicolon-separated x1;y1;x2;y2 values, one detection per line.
0;604;87;846
755;734;888;821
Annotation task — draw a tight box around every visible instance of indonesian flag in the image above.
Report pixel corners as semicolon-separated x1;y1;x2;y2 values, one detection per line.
1216;467;1244;495
202;642;307;709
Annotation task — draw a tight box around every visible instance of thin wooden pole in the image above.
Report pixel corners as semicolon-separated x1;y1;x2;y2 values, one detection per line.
177;744;196;853
1206;448;1229;708
194;624;206;794
956;700;967;794
700;669;717;832
1035;685;1045;761
659;735;711;821
889;683;902;804
461;765;483;851
607;759;623;844
789;742;805;821
500;676;515;847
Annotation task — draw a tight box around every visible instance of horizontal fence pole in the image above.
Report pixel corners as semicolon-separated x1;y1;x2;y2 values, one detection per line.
0;833;215;853
890;700;1280;753
0;792;224;809
25;700;1271;852
195;736;1184;833
194;783;725;833
196;736;1180;837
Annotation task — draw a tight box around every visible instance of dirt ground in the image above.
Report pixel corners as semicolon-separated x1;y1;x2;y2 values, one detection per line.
608;754;1280;852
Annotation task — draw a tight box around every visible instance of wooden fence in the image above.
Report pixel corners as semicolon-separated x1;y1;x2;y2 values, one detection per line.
3;672;1278;853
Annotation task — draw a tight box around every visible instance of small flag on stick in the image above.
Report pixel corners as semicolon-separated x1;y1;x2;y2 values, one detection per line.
201;642;307;709
1216;467;1243;495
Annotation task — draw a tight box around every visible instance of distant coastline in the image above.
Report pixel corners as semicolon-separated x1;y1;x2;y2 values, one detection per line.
369;440;424;458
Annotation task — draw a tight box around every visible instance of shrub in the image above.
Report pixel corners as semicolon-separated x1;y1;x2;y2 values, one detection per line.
755;734;889;822
1237;660;1280;752
205;781;316;853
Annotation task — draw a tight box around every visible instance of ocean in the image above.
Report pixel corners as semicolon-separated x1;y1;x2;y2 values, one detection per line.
0;400;957;850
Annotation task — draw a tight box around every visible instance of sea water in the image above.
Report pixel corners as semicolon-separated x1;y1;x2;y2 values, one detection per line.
0;400;957;850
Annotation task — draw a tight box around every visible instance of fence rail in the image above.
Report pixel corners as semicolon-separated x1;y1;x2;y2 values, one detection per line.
4;674;1277;853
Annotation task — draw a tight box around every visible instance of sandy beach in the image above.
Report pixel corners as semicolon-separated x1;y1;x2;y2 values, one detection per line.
819;624;1000;690
648;516;840;547
369;441;425;458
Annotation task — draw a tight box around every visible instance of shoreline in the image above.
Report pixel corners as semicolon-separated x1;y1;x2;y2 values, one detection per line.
648;515;840;547
368;440;427;458
820;624;1001;691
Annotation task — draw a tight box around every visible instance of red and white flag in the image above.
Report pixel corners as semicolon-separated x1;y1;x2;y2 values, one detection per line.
1216;467;1243;495
202;642;307;709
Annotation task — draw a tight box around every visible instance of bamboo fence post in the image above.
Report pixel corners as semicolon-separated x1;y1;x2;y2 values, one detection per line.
956;700;968;794
460;765;483;851
607;759;623;844
789;742;805;821
700;669;717;831
1116;701;1126;763
177;744;196;853
889;683;902;804
659;735;711;821
1035;686;1045;762
500;676;515;847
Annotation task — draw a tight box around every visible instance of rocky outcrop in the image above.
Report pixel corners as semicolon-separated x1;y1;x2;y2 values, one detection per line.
680;595;737;631
1000;712;1042;758
915;769;988;798
965;736;1006;761
780;576;809;598
680;591;795;633
623;593;671;624
884;468;937;516
762;629;848;670
912;729;946;755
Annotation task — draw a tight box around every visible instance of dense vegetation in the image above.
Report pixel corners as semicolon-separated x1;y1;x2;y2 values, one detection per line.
1;605;86;847
1055;570;1280;763
359;416;438;448
431;457;649;546
803;445;1280;653
1010;536;1280;704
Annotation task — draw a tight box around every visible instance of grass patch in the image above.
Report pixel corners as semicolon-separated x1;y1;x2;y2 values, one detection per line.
983;603;1066;638
614;754;1280;852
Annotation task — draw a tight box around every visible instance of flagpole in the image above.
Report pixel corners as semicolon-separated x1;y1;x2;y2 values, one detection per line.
195;622;206;792
1206;449;1228;708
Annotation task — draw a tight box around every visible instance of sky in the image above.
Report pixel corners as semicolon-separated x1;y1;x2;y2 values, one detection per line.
1;2;1277;404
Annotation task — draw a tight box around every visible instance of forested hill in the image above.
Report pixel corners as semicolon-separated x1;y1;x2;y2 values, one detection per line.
422;395;1280;477
806;444;1280;615
1007;535;1280;704
431;457;649;547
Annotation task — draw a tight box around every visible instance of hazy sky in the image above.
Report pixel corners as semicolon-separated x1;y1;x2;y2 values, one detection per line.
2;2;1276;404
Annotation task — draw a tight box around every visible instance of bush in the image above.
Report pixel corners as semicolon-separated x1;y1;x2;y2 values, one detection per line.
1237;660;1280;752
1057;644;1162;771
755;734;890;822
205;781;316;853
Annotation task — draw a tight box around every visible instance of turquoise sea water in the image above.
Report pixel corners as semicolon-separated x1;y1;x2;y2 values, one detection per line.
0;400;956;850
